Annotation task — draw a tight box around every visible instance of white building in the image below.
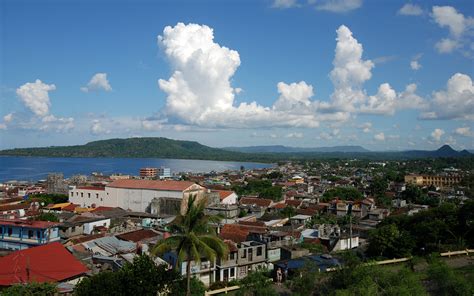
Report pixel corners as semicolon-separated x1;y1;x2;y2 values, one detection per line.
214;190;238;205
69;180;206;215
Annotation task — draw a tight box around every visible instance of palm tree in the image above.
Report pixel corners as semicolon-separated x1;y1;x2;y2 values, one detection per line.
152;195;228;296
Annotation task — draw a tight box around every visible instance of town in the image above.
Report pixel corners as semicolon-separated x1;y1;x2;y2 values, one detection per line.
0;157;472;295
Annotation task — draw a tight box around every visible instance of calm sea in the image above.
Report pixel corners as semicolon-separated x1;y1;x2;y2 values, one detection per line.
0;156;273;182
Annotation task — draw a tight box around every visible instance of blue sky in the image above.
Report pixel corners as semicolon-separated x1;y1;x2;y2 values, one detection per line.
1;0;473;150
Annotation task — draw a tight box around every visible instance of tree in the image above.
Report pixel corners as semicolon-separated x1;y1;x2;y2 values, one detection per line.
152;195;228;296
2;282;57;296
321;264;427;296
286;261;319;296
236;269;277;296
281;206;296;219
321;187;363;202
367;224;414;258
370;177;388;197
427;260;473;296
74;255;194;296
34;212;59;222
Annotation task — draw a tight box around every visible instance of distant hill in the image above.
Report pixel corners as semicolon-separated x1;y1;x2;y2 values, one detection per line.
224;145;370;153
401;145;472;158
0;138;247;161
0;138;471;161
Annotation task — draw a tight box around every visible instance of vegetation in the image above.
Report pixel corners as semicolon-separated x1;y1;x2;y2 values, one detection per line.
319;264;427;295
0;137;471;162
233;180;282;201
368;200;474;258
74;255;205;296
236;269;277;296
152;196;228;296
29;193;68;205
33;212;59;222
321;187;363;202
1;282;57;296
426;259;473;296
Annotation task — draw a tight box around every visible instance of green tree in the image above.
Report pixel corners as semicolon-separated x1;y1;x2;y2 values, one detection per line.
287;261;319;296
74;271;123;296
2;282;57;296
152;196;228;296
281;206;297;218
367;224;414;258
322;264;427;296
236;269;277;296
321;187;363;201
427;260;473;296
34;212;59;222
370;177;388;197
74;255;192;296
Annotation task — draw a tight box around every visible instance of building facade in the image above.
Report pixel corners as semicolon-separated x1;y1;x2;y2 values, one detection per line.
69;180;206;215
405;174;462;189
0;219;60;250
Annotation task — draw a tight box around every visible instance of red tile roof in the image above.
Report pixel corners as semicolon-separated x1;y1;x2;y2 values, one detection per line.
62;204;79;212
0;242;89;286
213;190;236;201
239;197;272;207
272;203;287;209
91;206;117;212
107;179;197;191
0;219;59;229
220;224;249;243
116;229;161;242
0;203;30;212
285;200;302;207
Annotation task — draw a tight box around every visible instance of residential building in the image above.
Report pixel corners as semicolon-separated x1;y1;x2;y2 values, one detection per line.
157;167;172;179
140;167;157;179
0;219;60;250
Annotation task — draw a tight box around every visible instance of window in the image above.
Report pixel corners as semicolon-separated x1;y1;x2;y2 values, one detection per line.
257;246;262;256
230;268;235;277
230;252;235;260
96;193;99;198
76;192;79;196
81;192;83;198
100;198;103;201
88;193;91;198
36;230;41;239
70;192;73;197
72;226;76;232
28;230;34;239
7;228;12;236
242;249;246;258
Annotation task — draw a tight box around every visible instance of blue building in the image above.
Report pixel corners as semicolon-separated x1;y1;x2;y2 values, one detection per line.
0;219;60;250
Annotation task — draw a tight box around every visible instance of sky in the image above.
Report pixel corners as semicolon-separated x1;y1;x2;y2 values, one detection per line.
0;0;473;151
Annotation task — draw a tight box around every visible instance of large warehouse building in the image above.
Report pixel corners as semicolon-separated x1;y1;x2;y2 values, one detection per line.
69;179;207;215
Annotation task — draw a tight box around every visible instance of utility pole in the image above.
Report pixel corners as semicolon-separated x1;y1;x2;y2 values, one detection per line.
348;203;353;250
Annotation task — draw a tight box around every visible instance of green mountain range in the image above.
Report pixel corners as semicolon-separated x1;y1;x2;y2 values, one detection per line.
0;138;471;162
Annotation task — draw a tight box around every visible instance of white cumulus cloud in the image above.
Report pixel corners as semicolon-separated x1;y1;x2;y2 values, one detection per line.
16;80;56;117
314;0;362;13
420;73;474;120
81;73;112;92
3;113;13;123
431;6;474;54
272;0;298;9
398;4;423;16
157;23;346;129
374;132;385;141
431;128;445;141
455;127;472;137
286;132;304;138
